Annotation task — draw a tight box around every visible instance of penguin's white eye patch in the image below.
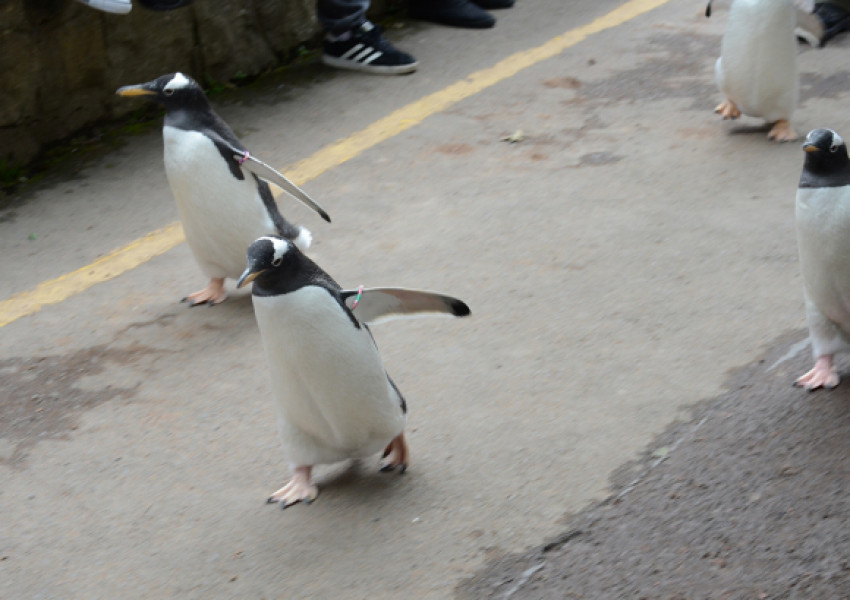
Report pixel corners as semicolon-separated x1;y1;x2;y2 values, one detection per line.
258;236;290;264
167;72;192;90
831;131;844;152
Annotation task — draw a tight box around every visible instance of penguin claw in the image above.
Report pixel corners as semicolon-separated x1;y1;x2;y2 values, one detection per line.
795;356;840;390
267;467;318;508
767;120;797;143
182;278;228;307
380;462;408;474
379;433;410;474
714;99;741;120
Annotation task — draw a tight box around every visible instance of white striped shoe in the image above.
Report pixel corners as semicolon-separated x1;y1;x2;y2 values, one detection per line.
322;21;418;75
74;0;132;13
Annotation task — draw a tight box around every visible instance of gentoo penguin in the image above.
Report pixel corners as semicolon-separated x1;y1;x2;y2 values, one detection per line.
236;236;470;507
708;0;801;142
795;128;850;389
116;73;330;306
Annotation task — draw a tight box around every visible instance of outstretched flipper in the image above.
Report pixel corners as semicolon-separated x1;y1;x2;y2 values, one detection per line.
341;287;471;325
228;147;331;223
203;130;331;223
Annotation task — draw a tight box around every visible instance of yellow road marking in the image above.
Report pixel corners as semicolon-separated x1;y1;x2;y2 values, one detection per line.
0;224;185;327
0;0;670;328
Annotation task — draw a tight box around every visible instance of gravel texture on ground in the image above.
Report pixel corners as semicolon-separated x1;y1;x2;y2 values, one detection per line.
458;331;850;600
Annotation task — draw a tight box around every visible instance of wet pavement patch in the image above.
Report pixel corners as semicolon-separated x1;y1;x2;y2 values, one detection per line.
578;151;623;166
800;70;850;103
575;33;719;111
0;343;156;467
457;331;850;599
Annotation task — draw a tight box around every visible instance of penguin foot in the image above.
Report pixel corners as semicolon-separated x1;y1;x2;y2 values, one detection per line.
767;120;797;143
795;355;840;391
267;466;318;508
380;432;409;473
714;99;741;120
181;278;227;307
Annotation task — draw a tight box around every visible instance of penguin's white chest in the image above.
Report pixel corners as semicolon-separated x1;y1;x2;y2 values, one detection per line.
796;186;850;328
163;126;275;280
715;0;798;121
252;287;406;467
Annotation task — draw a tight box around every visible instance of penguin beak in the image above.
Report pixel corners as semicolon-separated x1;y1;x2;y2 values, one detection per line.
115;82;157;98
803;143;820;153
705;0;712;18
237;265;263;289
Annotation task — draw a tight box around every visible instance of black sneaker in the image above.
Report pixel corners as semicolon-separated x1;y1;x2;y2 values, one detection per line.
409;0;496;28
815;2;850;45
322;21;418;75
472;0;514;9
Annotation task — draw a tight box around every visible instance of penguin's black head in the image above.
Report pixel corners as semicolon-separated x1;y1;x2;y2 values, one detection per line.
802;128;849;174
116;72;208;111
237;236;298;290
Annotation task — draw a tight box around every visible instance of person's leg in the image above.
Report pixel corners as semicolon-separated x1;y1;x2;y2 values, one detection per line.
472;0;514;8
319;0;418;74
817;0;850;11
317;0;370;34
408;0;496;29
814;0;850;45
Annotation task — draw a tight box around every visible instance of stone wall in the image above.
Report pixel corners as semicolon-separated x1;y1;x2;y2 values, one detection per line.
0;0;350;168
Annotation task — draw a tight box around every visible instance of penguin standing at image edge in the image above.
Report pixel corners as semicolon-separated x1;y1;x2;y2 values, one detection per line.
117;72;330;306
707;0;804;142
236;235;470;507
795;128;850;389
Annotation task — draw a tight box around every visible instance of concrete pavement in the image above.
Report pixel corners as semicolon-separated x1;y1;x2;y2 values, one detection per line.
2;0;849;597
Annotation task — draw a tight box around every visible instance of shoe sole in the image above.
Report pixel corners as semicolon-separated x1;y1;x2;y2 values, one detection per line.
322;55;418;75
77;0;133;13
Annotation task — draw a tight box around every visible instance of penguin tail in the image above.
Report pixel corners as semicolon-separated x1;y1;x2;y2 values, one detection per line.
293;226;313;252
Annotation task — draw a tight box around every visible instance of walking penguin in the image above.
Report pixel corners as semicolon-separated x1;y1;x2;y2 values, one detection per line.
117;72;330;306
708;0;804;142
237;235;470;507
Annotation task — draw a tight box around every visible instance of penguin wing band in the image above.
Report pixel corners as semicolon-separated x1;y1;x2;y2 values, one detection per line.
206;134;331;223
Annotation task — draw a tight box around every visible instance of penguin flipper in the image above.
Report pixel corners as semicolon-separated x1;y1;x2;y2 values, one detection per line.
230;147;331;223
253;177;305;244
205;132;331;223
341;287;470;325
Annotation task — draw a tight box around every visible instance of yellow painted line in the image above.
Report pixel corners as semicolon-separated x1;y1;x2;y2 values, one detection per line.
0;224;185;327
0;0;670;329
286;0;670;183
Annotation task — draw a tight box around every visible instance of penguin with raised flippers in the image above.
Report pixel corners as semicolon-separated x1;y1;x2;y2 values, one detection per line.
708;0;810;142
237;236;470;507
795;128;850;390
117;73;330;306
